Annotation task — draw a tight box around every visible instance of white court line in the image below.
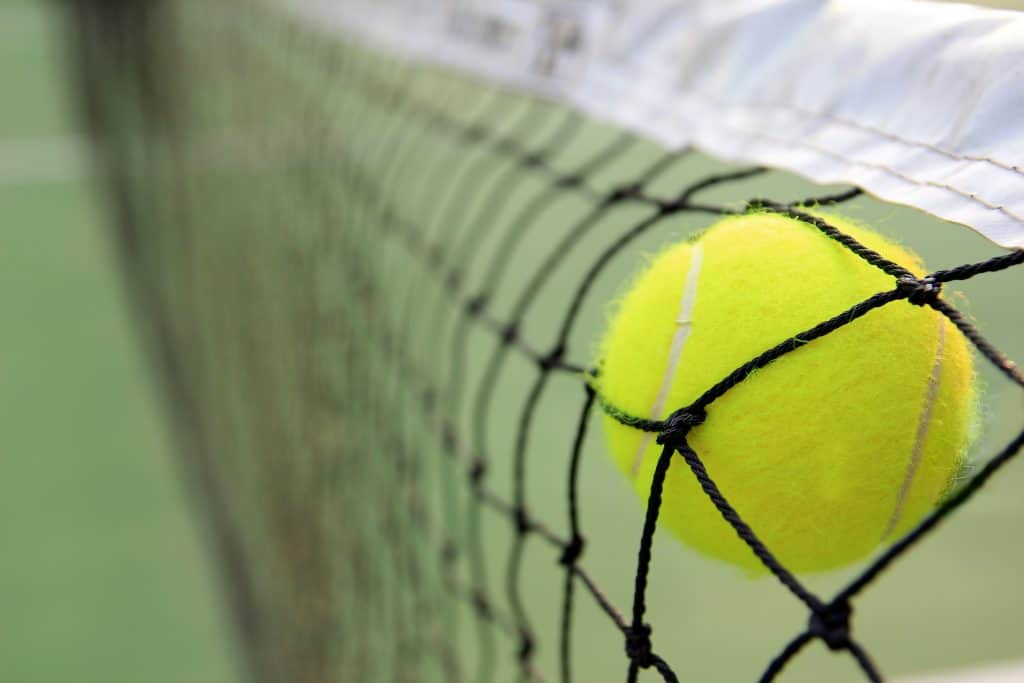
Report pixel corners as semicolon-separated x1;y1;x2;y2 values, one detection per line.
893;659;1024;683
0;135;89;186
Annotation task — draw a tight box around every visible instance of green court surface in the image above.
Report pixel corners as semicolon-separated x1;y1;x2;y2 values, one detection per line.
0;3;241;682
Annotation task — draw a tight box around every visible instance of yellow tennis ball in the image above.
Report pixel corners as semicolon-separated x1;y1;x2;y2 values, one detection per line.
597;212;975;574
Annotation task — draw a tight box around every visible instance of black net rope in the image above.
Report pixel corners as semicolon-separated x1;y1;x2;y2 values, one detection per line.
69;1;1024;682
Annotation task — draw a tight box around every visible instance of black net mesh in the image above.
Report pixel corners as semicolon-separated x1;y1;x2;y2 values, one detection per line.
66;1;1024;682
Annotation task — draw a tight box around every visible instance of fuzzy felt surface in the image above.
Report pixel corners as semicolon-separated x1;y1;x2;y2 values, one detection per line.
598;213;975;574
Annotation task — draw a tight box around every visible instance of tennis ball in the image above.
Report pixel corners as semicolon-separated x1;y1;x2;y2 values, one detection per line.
597;212;975;574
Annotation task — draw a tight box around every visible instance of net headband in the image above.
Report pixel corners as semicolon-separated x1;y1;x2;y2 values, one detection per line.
284;0;1024;249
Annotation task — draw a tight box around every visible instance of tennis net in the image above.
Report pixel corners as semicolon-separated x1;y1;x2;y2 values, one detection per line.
66;1;1024;681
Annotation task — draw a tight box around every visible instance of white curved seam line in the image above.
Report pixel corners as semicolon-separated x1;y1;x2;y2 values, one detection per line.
883;318;946;539
631;244;703;477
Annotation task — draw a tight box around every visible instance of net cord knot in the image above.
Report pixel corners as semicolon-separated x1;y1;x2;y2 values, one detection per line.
539;344;566;371
608;182;642;203
514;506;531;535
441;423;457;453
897;275;941;306
808;600;853;651
518;632;535;661
471;590;491;619
501;324;519;344
624;623;654;668
559;534;585;566
469;458;487;488
466;294;487;316
523;152;545;167
656;406;707;445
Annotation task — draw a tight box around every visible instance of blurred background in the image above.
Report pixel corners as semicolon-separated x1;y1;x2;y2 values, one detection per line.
3;1;1023;682
0;2;240;681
